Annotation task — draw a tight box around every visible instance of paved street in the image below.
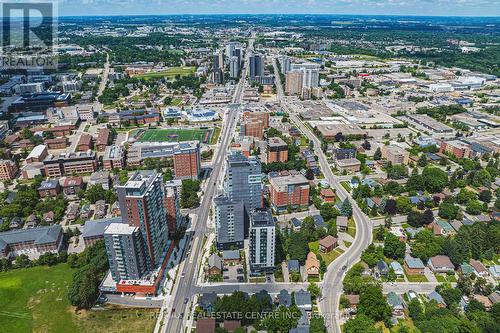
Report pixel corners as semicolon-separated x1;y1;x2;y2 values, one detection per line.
288;113;373;333
155;34;255;333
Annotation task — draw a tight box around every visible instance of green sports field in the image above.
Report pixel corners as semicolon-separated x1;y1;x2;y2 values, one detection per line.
134;66;195;79
138;128;213;143
0;264;158;333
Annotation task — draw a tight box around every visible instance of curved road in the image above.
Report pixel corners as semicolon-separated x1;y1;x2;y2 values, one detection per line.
288;113;372;333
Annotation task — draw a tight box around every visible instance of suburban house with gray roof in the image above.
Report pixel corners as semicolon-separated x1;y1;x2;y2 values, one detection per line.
0;225;63;259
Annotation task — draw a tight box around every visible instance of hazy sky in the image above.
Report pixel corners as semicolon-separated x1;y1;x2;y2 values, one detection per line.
58;0;500;17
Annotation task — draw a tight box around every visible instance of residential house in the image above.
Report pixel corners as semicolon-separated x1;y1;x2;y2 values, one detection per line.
62;176;84;195
207;254;223;276
387;292;405;317
25;214;38;229
489;265;500;280
390;261;404;277
94;200;107;219
375;260;389;277
277;289;292;308
43;211;54;224
80;204;92;220
196;318;216;333
345;294;360;309
428;291;446;308
404;255;425;275
318;235;337;253
313;215;326;229
199;292;218;313
428;255;455;273
337;216;348;232
288;259;300;273
222;250;240;264
488;291;500;305
460;263;475;276
291;218;302;231
306;252;320;278
320;188;336;203
470;259;488;277
295;289;312;311
38;179;61;198
473;295;492;310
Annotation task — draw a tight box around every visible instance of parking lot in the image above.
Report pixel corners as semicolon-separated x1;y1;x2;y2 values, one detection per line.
223;264;245;283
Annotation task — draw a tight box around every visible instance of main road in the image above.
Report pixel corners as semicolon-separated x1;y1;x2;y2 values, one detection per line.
273;56;372;333
156;34;255;333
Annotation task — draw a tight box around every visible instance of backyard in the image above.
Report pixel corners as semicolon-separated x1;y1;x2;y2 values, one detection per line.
0;264;158;333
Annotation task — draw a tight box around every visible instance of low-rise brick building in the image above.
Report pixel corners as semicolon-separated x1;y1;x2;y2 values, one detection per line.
269;172;310;212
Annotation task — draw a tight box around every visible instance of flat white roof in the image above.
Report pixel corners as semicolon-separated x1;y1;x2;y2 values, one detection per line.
26;144;47;159
104;223;136;235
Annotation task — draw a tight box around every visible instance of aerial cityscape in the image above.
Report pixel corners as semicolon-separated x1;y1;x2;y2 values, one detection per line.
0;2;499;333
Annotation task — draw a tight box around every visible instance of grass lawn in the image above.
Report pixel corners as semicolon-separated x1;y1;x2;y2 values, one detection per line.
170;97;183;106
210;127;221;145
249;277;266;283
0;264;158;333
436;275;446;283
340;181;352;192
321;248;345;267
347;218;356;238
406;274;429;283
138;128;212;143
135;66;195;79
309;241;319;255
344;241;352;248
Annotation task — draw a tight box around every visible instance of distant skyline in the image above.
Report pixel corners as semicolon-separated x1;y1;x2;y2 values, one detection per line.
58;0;500;17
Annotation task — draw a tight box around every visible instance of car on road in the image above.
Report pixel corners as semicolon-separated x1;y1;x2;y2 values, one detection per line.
181;272;185;278
184;298;188;304
266;276;272;283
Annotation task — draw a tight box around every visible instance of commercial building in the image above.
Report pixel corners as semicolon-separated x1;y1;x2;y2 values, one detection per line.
25;145;48;163
214;196;245;250
127;141;201;180
43;151;98;177
405;114;454;134
104;223;148;281
241;119;264;139
285;71;303;95
96;128;110;151
230;56;240;79
19;82;44;94
278;56;291;74
117;171;169;271
82;217;122;247
62;80;82;93
336;158;362;172
381;145;410;165
224;153;263;215
249;209;275;275
77;134;93;152
103;145;125;170
9;92;71;112
267;137;289;163
243;111;270;129
439;140;471;159
269;172;310;212
0;160;19;180
249;54;264;80
0;225;63;259
165;185;181;237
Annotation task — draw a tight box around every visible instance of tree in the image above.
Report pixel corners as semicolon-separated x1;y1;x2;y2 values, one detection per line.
384;233;406;260
422;209;434;225
361;140;371;150
340;198;353;217
287;232;309;264
361;244;384;267
478;190;492;203
181;179;201;208
422;167;448;193
358;285;392;324
396;196;412;214
310;316;327;333
343;314;380;333
466;200;483;215
373;148;382;161
457;188;477;205
411;229;443;262
408;298;424;321
418;154;428;167
383;199;397;215
438;200;459;220
384;214;392;229
308;282;321;299
407;210;425;227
